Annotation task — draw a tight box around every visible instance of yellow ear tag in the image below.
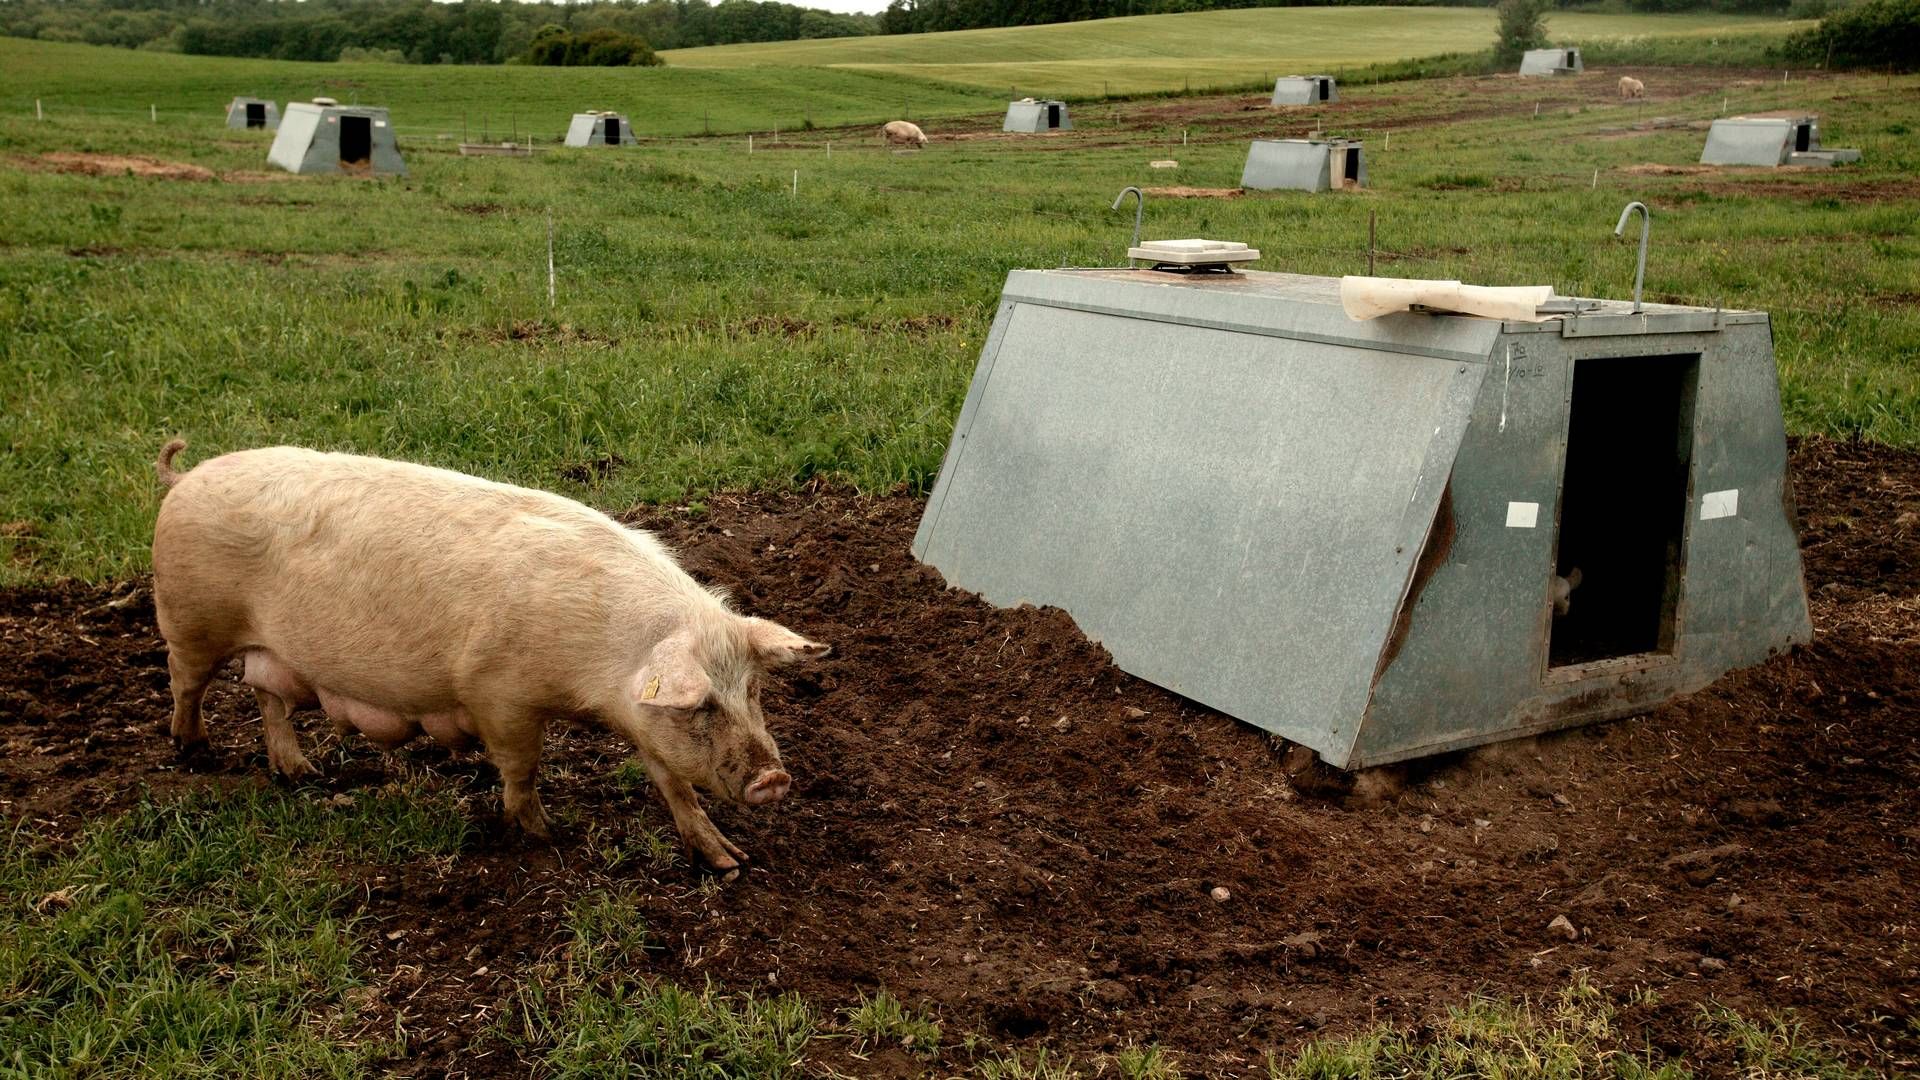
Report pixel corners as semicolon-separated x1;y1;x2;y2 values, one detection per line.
642;675;661;701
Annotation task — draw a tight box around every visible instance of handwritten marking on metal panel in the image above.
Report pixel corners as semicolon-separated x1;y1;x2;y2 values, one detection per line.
1700;489;1740;520
1505;501;1539;528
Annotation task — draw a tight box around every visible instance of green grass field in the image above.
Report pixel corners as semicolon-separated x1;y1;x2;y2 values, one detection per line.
0;21;1916;1074
0;36;1004;139
663;7;1807;96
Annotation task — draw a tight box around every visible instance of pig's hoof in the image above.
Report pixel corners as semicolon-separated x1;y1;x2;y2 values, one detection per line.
172;735;210;759
271;754;322;782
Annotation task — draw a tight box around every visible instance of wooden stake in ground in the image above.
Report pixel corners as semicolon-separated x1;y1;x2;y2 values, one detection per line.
792;170;798;197
546;208;555;311
1368;211;1376;276
36;99;42;121
150;104;156;123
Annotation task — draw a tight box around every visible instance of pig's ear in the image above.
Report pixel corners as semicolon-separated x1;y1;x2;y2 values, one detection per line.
631;638;710;712
745;617;831;666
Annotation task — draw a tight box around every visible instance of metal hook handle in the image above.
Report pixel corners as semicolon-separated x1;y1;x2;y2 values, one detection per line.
1614;201;1649;314
1113;186;1144;261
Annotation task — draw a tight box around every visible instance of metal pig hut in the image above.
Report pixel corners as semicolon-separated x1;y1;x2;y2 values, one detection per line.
912;265;1811;769
566;111;638;147
1272;75;1338;105
1701;116;1859;167
267;99;406;176
1004;99;1072;133
1519;47;1583;76
1241;138;1366;192
226;96;279;130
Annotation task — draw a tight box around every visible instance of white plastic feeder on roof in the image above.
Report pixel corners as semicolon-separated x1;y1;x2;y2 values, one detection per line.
1129;238;1261;269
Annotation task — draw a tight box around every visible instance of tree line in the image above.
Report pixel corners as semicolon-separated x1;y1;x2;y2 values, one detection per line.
875;0;1792;36
0;0;879;64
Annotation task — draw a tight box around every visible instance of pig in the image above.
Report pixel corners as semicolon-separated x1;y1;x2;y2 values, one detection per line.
150;440;828;877
1619;76;1646;100
880;119;928;148
1551;567;1584;617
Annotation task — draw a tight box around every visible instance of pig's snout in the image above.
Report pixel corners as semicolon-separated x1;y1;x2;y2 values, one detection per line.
744;768;791;806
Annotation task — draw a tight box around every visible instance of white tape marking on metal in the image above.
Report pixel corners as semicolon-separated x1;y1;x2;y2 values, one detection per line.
1700;488;1740;520
1505;501;1539;528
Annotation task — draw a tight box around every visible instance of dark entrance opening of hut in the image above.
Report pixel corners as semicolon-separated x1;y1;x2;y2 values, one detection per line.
1048;103;1061;128
339;115;372;166
245;103;266;128
604;117;621;144
1550;354;1699;669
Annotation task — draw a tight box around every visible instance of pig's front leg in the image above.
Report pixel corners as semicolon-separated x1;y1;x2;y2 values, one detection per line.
640;756;747;879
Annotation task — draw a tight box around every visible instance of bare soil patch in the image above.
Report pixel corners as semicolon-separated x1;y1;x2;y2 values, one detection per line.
36;152;216;182
1143;186;1243;199
1;436;1915;1077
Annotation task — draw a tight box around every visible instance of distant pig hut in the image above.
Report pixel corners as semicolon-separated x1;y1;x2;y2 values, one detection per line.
225;96;279;131
1701;116;1859;167
1519;47;1583;76
565;111;637;147
267;99;406;176
1003;98;1071;133
1271;75;1337;106
913;257;1811;769
1241;138;1366;192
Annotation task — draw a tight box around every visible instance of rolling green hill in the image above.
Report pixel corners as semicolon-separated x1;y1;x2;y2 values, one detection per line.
0;37;1000;139
663;8;1807;96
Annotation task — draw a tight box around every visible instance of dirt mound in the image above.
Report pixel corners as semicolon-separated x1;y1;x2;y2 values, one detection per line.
1;436;1915;1076
38;152;216;182
1143;186;1242;199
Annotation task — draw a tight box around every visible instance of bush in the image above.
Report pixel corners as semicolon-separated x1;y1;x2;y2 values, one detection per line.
1494;0;1552;65
525;26;663;66
1781;0;1920;70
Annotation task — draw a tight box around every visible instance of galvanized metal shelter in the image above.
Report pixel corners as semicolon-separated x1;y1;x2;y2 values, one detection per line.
913;266;1811;768
1271;75;1337;106
268;99;406;176
1241;138;1366;192
1003;99;1071;133
1701;116;1859;167
1519;47;1583;76
225;96;279;131
565;111;638;147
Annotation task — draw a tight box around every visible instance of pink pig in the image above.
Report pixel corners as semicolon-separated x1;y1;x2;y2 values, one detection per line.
151;440;828;877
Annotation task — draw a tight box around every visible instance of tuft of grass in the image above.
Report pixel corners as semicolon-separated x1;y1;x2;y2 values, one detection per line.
843;988;942;1059
504;887;812;1077
0;783;469;1077
1271;978;1688;1080
977;1047;1083;1079
1112;1043;1184;1080
1696;1005;1882;1080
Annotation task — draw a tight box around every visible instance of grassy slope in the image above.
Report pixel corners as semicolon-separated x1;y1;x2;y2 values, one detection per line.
0;37;1001;138
2;61;1915;586
663;8;1807;95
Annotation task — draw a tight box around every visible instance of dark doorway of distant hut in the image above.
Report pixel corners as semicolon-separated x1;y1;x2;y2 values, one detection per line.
245;103;266;129
339;115;372;167
603;117;621;145
1549;354;1699;668
1047;103;1061;128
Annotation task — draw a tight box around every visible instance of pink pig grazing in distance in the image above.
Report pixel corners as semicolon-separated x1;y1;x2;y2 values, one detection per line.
150;440;829;878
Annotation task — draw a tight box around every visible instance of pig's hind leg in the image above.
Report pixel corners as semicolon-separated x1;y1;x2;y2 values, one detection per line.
165;646;220;753
255;689;319;780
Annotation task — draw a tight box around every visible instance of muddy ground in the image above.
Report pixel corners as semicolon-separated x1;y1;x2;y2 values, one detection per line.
1;435;1915;1077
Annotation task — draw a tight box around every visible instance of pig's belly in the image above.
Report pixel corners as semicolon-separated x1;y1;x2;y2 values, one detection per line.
241;649;478;751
